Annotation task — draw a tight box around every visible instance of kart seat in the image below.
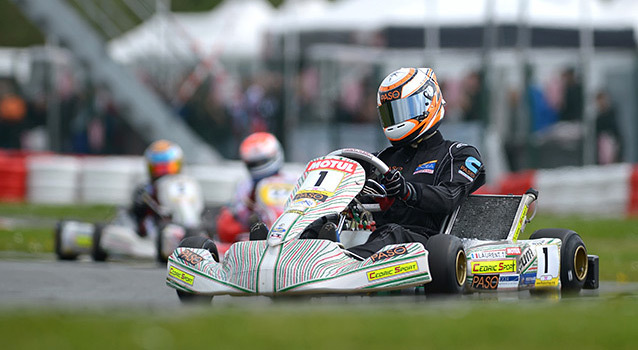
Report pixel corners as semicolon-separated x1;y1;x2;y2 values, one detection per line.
440;190;537;241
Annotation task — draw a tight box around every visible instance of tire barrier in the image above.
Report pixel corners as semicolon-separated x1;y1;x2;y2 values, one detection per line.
0;151;27;202
2;149;637;216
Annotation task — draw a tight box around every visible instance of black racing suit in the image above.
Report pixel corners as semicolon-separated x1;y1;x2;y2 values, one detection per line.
347;131;486;258
130;182;160;237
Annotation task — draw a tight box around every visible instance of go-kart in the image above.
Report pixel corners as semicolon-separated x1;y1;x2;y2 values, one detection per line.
165;149;599;303
55;174;211;263
214;174;295;257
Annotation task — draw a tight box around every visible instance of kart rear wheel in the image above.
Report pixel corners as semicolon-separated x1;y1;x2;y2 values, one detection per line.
55;221;78;261
529;228;588;293
91;224;108;262
175;236;219;304
424;234;467;294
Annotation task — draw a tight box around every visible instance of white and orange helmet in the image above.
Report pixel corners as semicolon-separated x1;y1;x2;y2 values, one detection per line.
239;132;284;181
377;68;446;146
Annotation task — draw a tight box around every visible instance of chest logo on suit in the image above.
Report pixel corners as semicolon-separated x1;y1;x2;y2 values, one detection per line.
413;160;437;175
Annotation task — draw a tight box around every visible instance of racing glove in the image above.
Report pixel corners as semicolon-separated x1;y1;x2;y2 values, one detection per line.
382;169;416;202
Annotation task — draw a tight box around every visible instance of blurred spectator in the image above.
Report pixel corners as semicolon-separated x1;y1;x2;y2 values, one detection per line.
22;93;48;150
558;67;583;122
89;85;115;154
435;78;464;122
335;74;364;123
297;66;320;120
527;83;558;133
595;91;622;164
460;70;485;123
0;79;27;149
503;88;527;172
525;66;583;168
228;73;281;149
178;76;234;158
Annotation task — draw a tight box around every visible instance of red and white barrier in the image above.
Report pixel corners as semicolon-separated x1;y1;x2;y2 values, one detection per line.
2;150;638;216
27;155;81;204
80;157;146;205
0;151;27;202
491;163;636;217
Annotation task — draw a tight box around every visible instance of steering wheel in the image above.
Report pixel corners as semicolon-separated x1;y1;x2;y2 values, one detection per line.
327;148;392;202
327;148;390;174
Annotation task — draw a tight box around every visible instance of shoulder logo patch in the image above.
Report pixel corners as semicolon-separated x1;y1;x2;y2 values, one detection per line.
458;156;482;181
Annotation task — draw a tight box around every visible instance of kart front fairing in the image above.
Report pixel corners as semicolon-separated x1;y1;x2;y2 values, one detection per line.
167;155;432;296
267;156;366;246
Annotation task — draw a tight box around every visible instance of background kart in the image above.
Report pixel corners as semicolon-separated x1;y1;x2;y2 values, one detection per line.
166;149;599;303
55;174;212;263
214;174;295;258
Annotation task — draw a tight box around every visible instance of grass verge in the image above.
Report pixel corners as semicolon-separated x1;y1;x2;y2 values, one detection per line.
0;203;637;281
1;297;637;350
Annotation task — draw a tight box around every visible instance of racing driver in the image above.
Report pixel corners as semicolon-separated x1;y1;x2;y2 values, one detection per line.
130;139;184;237
343;67;486;259
216;132;296;243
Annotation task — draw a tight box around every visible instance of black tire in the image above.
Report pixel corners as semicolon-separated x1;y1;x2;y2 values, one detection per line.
529;228;588;293
156;226;167;264
91;224;108;262
424;234;467;294
54;221;78;261
177;236;219;262
158;227;207;264
175;236;219;304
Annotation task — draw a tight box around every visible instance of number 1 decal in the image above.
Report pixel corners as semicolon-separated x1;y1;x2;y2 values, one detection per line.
299;169;344;193
542;246;548;274
314;171;328;187
536;245;559;285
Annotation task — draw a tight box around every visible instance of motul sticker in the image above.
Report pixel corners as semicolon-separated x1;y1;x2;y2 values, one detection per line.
506;247;522;256
306;159;357;174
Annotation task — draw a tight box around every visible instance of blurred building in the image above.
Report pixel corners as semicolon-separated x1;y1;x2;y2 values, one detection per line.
3;0;638;185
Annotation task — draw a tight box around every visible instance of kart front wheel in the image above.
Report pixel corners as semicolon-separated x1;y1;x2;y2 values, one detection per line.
424;234;467;294
156;227;167;264
175;236;219;304
529;228;588;293
55;221;78;261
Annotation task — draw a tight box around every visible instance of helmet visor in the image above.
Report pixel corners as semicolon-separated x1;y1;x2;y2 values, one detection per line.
149;161;180;178
245;158;271;170
378;92;431;128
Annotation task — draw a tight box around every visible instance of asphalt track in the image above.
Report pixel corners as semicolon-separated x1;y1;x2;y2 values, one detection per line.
1;253;636;309
0;255;178;308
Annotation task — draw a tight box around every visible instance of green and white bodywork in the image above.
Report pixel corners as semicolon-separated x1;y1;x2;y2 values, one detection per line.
166;154;432;296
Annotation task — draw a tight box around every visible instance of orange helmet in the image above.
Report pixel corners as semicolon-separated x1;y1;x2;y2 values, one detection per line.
239;132;283;181
377;68;445;146
144;140;183;180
